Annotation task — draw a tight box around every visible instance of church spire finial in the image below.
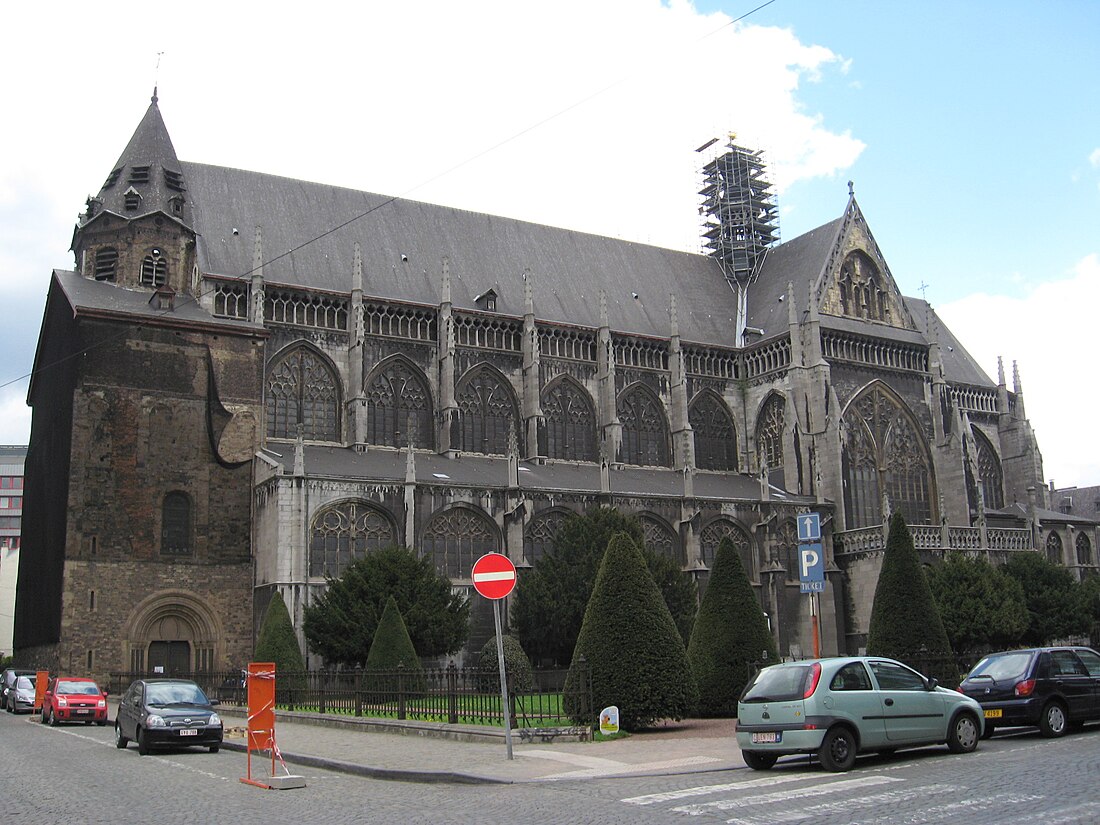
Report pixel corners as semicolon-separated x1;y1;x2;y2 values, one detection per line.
847;180;855;198
151;86;158;104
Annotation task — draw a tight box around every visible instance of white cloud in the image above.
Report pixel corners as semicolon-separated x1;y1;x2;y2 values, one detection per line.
0;384;30;447
1089;148;1100;168
938;253;1100;489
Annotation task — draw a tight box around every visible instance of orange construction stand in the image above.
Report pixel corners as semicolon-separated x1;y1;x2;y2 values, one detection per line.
34;671;49;713
240;662;277;789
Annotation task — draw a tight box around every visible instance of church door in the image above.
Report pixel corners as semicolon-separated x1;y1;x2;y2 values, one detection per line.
147;641;191;675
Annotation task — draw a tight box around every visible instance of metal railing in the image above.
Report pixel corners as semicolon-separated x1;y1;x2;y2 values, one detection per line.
108;662;592;729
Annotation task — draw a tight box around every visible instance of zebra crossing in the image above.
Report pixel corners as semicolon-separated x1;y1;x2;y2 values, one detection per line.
620;770;1092;824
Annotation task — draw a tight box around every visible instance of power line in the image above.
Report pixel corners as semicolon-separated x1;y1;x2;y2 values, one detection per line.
0;1;779;396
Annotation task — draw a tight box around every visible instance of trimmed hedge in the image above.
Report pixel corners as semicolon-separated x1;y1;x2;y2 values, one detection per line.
477;635;535;693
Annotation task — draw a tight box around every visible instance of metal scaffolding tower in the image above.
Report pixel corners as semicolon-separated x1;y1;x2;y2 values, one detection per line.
698;135;779;286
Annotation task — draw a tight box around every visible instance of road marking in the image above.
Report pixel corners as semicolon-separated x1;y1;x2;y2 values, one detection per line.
544;755;722;780
624;773;819;805
672;775;903;816
721;784;960;825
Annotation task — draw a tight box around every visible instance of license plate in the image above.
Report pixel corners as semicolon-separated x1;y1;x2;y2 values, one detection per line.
178;729;198;736
751;732;781;744
76;709;90;715
984;709;1002;719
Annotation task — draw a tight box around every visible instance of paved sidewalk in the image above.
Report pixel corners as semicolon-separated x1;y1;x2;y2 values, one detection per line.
215;707;746;784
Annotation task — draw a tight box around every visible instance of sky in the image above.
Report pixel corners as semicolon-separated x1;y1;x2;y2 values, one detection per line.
1;0;1097;486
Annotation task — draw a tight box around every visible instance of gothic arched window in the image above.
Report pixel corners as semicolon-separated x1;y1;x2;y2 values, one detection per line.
1046;531;1063;565
690;392;737;471
756;394;785;473
973;430;1005;511
364;357;434;449
699;518;754;578
841;383;935;528
523;509;570;566
837;251;887;322
542;378;597;462
640;514;680;565
266;345;341;441
421;507;498;580
140;249;168;287
619;385;670;467
455;367;519;456
309;501;396;578
161;491;192;556
1076;531;1092;566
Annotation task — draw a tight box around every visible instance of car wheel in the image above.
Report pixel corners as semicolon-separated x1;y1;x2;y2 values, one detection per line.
947;712;980;753
742;751;776;770
97;719;107;727
48;708;59;727
114;722;129;749
818;727;857;772
40;707;49;724
209;745;220;754
137;727;150;756
1039;702;1068;738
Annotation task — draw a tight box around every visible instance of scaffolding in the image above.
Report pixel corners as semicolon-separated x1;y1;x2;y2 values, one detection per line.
697;135;779;286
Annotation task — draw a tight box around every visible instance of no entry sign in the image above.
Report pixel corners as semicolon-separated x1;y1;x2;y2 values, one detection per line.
471;552;517;600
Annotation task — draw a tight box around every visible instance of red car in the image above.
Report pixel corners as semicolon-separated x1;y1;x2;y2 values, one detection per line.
41;677;108;726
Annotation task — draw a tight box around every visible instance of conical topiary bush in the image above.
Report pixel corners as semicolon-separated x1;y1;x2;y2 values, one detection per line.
365;595;425;696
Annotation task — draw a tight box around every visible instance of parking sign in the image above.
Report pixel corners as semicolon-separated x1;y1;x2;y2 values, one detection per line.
799;542;825;593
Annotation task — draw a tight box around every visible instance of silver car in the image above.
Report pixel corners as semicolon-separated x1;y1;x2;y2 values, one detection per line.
6;675;36;714
736;656;984;771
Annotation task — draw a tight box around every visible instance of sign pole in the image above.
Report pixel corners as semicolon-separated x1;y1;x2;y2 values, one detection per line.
811;592;821;658
493;600;514;760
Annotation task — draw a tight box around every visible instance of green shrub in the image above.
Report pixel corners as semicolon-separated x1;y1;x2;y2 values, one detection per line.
687;537;777;717
563;531;698;730
477;635;535;693
365;596;425;697
254;591;306;697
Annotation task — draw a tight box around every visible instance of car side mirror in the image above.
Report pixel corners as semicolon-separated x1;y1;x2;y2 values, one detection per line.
926;677;938;691
209;698;221;706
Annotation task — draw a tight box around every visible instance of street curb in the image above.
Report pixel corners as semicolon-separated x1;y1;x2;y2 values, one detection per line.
219;739;509;784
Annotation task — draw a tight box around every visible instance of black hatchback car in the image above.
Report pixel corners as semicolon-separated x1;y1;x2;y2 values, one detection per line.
114;678;223;755
958;646;1100;738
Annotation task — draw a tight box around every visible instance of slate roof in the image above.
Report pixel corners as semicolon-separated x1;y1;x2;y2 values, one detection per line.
181;163;741;346
264;444;816;504
52;270;264;334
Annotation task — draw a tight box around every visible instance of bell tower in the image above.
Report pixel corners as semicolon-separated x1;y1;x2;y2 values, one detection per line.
71;89;197;296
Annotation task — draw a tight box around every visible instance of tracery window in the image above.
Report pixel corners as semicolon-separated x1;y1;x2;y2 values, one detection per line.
1046;531;1063;565
619;385;670;467
161;491;192;556
756;394;785;473
455;367;518;456
266;345;341;441
309;501;395;578
542;378;597;462
1076;531;1092;566
523;510;569;566
776;521;800;581
364;358;434;449
640;514;680;565
690;392;737;471
699;519;754;578
837;251;887;322
140;250;168;287
842;384;935;528
973;430;1005;511
421;507;498;580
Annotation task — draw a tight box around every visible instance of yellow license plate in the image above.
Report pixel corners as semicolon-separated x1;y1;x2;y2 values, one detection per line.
984;709;1002;719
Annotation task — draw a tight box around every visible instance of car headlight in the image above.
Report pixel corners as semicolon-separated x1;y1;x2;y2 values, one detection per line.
57;697;68;706
97;699;106;708
146;714;166;727
208;713;221;727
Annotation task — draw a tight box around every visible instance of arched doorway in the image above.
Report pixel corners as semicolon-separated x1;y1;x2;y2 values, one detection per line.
123;591;223;675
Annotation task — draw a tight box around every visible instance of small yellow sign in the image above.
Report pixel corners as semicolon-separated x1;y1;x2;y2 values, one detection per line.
599;705;619;735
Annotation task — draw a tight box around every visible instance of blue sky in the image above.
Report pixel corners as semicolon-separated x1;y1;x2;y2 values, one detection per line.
0;0;1097;486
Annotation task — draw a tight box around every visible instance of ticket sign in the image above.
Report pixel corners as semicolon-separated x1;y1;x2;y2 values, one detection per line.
799;542;825;594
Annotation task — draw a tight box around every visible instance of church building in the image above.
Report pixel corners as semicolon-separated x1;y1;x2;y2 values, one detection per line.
15;94;1089;679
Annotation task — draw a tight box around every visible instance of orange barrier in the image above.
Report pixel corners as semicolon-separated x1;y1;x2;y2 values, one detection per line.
34;671;48;713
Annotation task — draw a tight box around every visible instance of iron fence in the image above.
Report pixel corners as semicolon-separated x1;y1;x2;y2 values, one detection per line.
108;662;591;729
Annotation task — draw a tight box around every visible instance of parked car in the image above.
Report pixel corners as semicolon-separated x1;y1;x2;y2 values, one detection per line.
40;677;108;726
958;646;1100;738
114;678;223;755
5;674;36;714
736;656;984;772
2;668;35;711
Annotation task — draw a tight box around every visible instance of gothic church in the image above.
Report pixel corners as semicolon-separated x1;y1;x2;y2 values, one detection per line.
16;94;1089;679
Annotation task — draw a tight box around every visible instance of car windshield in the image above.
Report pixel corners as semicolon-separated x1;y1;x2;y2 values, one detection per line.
967;652;1033;682
741;665;812;703
57;681;101;695
15;676;33;690
146;684;209;705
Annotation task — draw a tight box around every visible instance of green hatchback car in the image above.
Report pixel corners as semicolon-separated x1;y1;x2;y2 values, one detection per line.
736;656;984;772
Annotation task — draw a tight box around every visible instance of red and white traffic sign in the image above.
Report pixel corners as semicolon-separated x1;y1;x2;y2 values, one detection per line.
471;552;517;600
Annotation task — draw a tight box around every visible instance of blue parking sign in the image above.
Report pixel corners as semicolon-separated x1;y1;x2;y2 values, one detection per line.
798;542;825;594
